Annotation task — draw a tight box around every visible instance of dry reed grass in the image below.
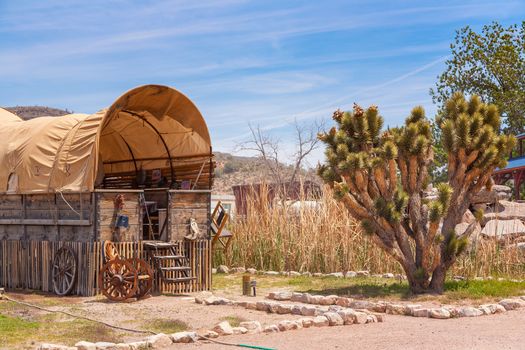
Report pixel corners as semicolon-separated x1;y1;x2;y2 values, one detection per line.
214;184;525;278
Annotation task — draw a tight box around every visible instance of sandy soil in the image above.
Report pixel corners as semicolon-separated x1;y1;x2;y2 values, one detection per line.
180;311;525;350
4;289;525;349
3;291;305;343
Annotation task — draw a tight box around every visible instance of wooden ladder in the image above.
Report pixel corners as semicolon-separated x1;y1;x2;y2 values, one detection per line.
144;242;196;284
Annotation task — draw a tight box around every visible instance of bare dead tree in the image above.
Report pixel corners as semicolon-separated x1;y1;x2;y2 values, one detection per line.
238;119;324;186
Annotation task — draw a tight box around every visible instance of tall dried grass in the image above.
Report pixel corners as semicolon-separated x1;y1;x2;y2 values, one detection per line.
214;185;525;278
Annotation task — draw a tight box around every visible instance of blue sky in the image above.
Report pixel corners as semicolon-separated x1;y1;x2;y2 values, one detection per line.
1;0;524;164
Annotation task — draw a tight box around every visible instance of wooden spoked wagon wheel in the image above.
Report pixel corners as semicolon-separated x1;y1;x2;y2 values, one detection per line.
99;258;138;301
131;258;154;299
52;247;77;296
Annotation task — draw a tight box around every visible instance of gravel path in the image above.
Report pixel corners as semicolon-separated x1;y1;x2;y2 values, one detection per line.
178;310;525;350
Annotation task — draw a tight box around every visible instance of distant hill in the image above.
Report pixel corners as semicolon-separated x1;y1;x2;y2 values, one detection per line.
213;151;319;194
2;106;318;194
3;106;71;120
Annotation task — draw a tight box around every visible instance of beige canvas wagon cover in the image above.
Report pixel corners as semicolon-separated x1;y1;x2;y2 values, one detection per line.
0;85;211;194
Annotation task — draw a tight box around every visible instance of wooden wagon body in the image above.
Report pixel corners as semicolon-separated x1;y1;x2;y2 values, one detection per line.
0;85;214;296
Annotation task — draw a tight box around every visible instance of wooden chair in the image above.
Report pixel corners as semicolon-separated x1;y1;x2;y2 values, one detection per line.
211;201;233;250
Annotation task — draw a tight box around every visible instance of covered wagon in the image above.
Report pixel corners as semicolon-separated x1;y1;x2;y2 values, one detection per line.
0;85;214;297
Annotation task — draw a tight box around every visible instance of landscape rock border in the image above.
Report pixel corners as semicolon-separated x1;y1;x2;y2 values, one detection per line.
36;291;525;349
212;266;524;283
264;291;525;320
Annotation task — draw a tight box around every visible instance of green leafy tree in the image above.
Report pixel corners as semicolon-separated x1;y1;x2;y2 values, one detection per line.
431;22;525;134
318;93;515;294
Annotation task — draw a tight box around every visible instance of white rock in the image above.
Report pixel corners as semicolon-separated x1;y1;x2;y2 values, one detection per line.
268;291;293;301
328;305;343;312
366;315;378;323
232;327;248;335
276;304;292;314
302;271;312;277
324;311;344;326
290;292;306;302
371;302;387;313
345;271;357;278
38;344;74;350
382;273;394;279
328;272;344;278
299;317;314;328
264;271;279;275
289;271;301;277
484;304;503;316
356;270;370;276
75;341;96;350
94;342;117;350
114;344;130;350
300;305;317;316
429;308;450;319
472;185;511;204
477;305;492;315
312;316;329;327
267;302;280;313
204;296;232;305
462;209;476;224
386;303;406;315
212;268;217;274
482;200;525;224
171;331;198;343
312;273;323;277
145;334;172;349
481;219;525;239
239;321;262;334
350;300;374;310
373;313;385;322
203;330;219;339
455;222;481;244
499;298;525;310
291;305;302;315
256;301;270;312
230;267;246;273
335;297;351;307
213;321;234;335
277;320;296;331
309;295;323;305
245;301;257;310
319;295;337;305
458;307;484;317
412;308;429;317
194;291;214;304
127;341;149;350
217;265;229;273
352;311;369;324
263;325;280;333
336;310;355;325
404;304;422;316
247;268;257;274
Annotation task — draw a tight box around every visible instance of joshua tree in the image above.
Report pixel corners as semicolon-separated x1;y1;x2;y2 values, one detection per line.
318;93;515;294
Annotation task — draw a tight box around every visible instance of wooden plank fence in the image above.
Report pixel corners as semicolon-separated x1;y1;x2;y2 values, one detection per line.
0;240;211;296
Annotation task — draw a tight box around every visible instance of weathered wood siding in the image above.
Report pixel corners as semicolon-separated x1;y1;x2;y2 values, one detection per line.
0;193;94;241
0;240;211;296
168;190;211;241
95;191;142;242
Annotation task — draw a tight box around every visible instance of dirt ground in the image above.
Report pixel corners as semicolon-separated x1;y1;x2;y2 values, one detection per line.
2;277;525;349
181;311;525;350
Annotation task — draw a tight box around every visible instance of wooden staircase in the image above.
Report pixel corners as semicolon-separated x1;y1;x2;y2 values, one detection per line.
144;242;196;284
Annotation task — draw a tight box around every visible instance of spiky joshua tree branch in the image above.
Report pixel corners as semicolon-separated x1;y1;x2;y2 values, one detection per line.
318;93;515;293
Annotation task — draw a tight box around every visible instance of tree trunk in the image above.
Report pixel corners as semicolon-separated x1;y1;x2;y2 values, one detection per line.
429;265;447;294
404;264;447;294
